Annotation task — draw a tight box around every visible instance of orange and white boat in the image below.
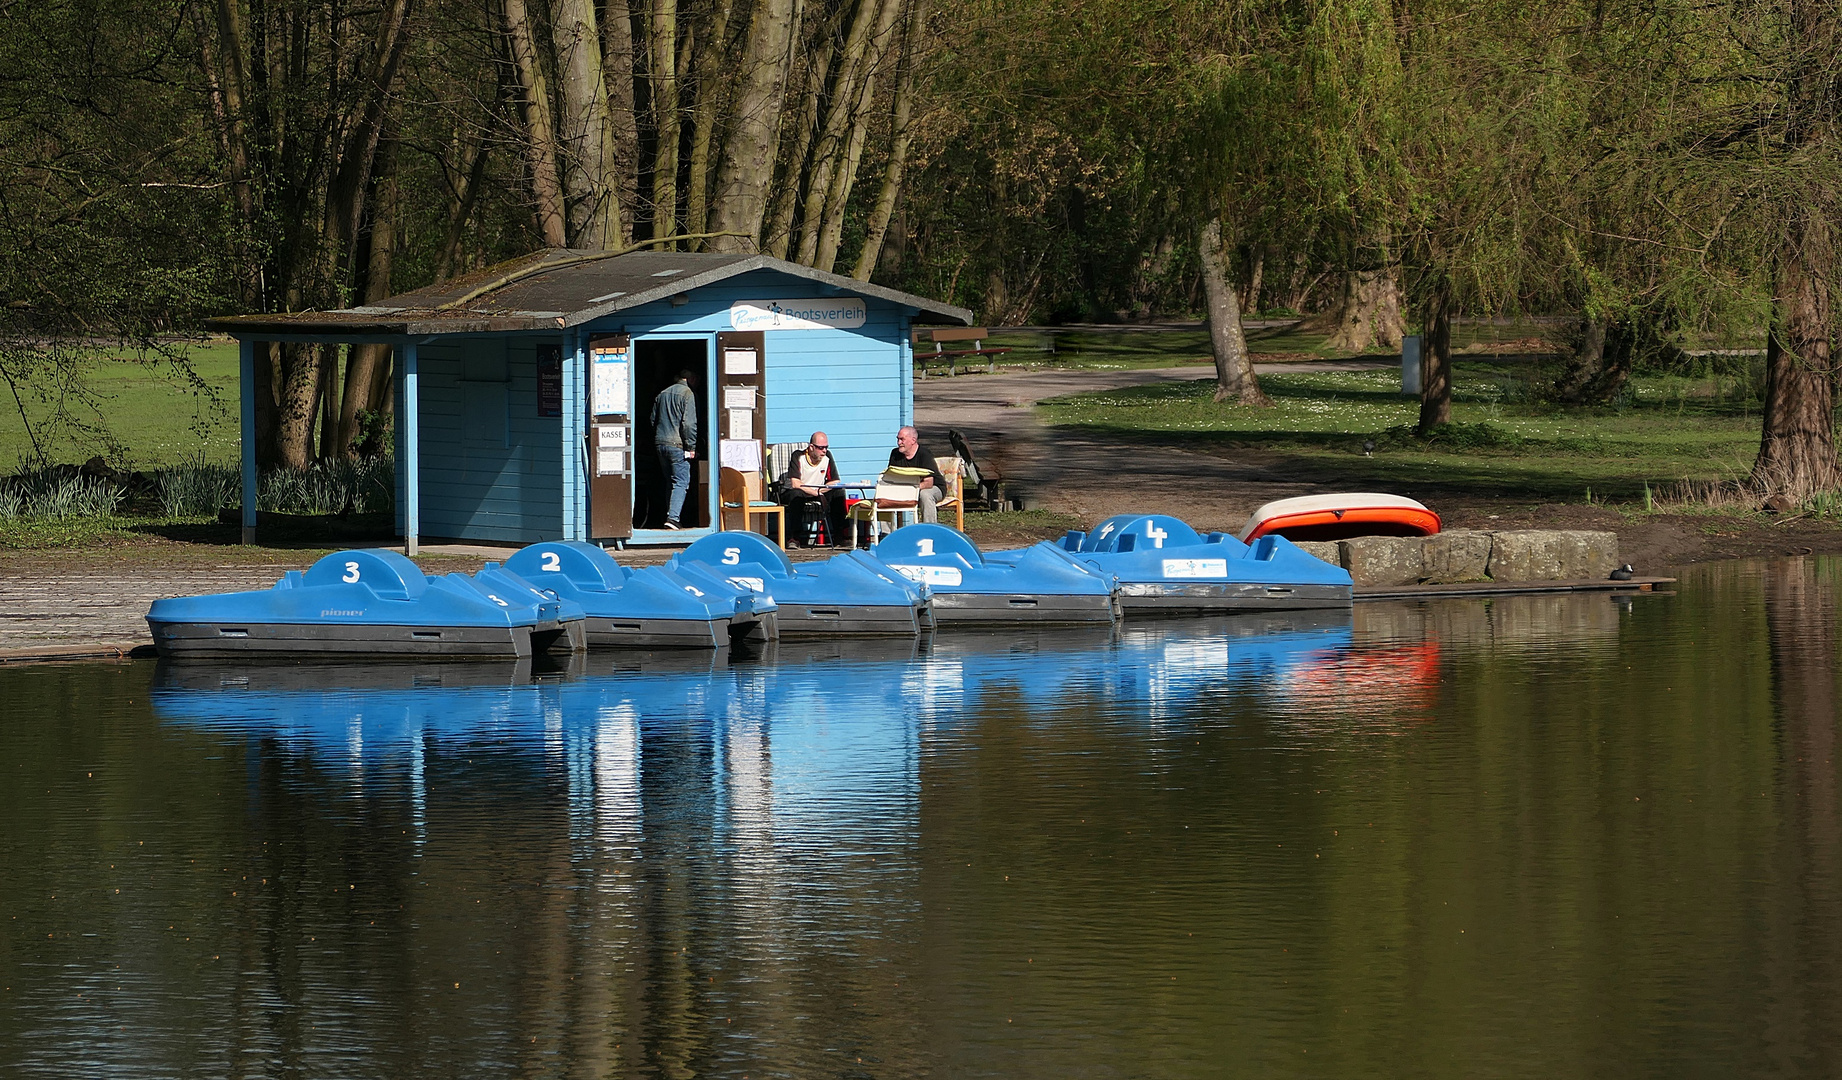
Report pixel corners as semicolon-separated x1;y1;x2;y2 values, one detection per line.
1237;493;1442;543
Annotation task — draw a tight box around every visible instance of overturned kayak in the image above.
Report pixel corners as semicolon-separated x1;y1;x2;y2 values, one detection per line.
671;531;933;637
853;523;1117;624
502;541;776;648
995;513;1352;613
146;549;587;660
1238;493;1441;542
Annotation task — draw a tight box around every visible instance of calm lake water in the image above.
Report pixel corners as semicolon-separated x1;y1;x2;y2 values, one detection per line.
3;559;1839;1078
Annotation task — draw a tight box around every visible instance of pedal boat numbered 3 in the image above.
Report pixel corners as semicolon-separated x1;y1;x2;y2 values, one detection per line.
146;549;588;660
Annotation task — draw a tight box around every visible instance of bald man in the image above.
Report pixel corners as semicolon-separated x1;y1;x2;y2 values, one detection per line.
778;430;846;546
889;425;948;524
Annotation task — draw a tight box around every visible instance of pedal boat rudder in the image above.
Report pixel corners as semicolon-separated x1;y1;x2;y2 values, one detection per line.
669;531;932;636
994;513;1352;613
146;549;588;660
503;540;777;647
853;523;1117;624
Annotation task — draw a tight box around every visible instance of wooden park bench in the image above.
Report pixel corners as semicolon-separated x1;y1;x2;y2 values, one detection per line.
913;327;1011;377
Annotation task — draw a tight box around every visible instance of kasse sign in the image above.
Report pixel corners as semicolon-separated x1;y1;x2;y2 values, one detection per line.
729;298;866;331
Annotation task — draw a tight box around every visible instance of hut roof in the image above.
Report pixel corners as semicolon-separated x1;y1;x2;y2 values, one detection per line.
207;249;973;337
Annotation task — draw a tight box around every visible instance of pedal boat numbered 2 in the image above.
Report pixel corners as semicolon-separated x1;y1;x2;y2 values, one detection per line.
502;540;777;648
669;531;933;637
852;523;1118;624
994;513;1352;614
146;549;588;660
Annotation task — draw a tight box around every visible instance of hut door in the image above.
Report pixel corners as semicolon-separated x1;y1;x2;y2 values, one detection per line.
586;334;633;539
716;330;766;508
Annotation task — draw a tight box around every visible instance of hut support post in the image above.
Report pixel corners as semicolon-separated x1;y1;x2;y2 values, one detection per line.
240;338;258;545
563;330;586;541
397;341;421;556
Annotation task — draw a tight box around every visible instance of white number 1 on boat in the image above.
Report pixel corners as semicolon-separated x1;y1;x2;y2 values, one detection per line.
917;538;935;557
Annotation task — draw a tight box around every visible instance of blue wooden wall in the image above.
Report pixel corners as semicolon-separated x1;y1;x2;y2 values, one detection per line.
587;268;914;485
416;337;565;543
412;268;916;544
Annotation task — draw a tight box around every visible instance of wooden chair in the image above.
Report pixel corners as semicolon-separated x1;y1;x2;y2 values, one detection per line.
937;456;966;531
719;466;785;549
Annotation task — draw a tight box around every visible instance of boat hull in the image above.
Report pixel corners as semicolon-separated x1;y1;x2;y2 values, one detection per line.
148;617;583;660
929;591;1118;624
583;609;776;648
1114;581;1352;612
773;599;933;637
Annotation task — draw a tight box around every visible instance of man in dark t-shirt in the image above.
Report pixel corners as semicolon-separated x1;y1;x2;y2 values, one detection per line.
888;425;947;523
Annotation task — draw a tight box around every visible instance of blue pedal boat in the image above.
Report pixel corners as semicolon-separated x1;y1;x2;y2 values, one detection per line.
993;513;1352;613
146;549;588;660
502;541;777;648
852;523;1117;624
669;531;934;636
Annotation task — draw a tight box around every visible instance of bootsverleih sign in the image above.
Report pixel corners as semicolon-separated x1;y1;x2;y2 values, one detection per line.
729;298;867;331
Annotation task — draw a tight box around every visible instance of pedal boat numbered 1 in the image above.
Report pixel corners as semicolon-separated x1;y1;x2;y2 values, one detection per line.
851;523;1118;625
669;531;934;637
146;549;588;660
502;540;777;648
993;513;1352;614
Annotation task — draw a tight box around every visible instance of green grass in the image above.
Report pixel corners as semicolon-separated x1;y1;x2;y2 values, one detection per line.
0;339;240;468
1036;364;1768;502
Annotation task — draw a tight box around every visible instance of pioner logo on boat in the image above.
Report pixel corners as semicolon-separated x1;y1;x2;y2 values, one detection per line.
729;298;866;331
1162;559;1228;579
320;608;366;617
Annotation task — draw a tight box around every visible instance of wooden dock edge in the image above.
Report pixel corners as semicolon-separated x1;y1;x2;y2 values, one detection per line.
1354;576;1676;600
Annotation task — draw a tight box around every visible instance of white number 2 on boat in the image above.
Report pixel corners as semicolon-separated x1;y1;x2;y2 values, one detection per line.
342;561;360;583
541;551;561;572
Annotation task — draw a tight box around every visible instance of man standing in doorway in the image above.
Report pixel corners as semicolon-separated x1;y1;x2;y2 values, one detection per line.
652;369;698;529
889;425;948;524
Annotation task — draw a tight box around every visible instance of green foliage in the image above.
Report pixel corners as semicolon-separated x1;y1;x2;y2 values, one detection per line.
0;470;126;521
258;458;395;516
155;462;242;518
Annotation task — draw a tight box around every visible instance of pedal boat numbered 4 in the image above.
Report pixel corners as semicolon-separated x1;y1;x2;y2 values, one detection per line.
146;549;588;660
852;523;1117;624
669;531;933;637
502;540;777;648
994;513;1352;614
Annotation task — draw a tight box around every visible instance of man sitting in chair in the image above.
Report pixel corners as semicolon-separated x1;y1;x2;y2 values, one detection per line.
889;425;949;524
779;431;847;546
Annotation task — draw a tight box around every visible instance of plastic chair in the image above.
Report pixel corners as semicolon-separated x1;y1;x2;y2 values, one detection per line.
719;467;785;549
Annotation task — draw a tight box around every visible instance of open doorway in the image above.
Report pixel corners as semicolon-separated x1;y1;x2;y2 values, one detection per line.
633;338;710;529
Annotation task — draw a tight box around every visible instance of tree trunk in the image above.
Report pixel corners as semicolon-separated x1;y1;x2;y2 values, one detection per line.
684;0;735;242
1553;317;1607;403
275;343;322;470
704;0;797;252
1751;210;1837;500
316;346;340;459
1241;244;1266;313
794;0;886;265
553;0;623;248
434;131;490;282
501;0;569;247
762;16;831;258
1417;283;1453;432
601;0;641;246
1199;216;1268;406
1313;265;1405;353
813;0;903;272
340;136;399;456
648;0;681;244
849;0;923;280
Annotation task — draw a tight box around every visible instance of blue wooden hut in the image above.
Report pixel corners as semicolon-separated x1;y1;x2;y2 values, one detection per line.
210;250;972;551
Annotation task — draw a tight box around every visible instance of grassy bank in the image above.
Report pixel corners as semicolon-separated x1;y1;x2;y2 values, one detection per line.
0;340;240;468
1037;363;1768;503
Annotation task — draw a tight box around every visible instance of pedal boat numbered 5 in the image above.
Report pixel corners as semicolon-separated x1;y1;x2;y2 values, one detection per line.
502;540;777;648
146;549;588;660
993;513;1352;614
852;523;1118;624
669;531;933;637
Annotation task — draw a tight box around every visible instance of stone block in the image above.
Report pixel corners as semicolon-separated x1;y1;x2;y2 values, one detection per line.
1338;535;1427;586
1420;530;1492;583
1486;530;1619;581
1292;540;1344;567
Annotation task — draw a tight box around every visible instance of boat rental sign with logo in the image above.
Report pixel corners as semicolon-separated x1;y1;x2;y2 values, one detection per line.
730;298;867;331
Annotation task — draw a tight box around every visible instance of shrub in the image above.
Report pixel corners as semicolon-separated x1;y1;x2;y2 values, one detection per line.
259;457;394;515
0;468;125;520
155;462;241;517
